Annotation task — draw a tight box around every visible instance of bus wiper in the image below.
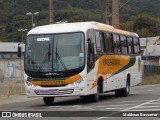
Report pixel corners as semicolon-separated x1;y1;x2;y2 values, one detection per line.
48;42;51;62
55;42;69;73
37;42;51;73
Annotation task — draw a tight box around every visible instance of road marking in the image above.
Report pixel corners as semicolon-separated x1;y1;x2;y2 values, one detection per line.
121;99;160;111
119;100;149;103
106;108;123;109
54;108;64;109
95;106;108;108
72;105;81;107
108;104;135;107
93;104;135;108
136;106;160;108
147;102;160;104
48;106;73;109
76;107;95;110
128;109;160;111
93;117;109;120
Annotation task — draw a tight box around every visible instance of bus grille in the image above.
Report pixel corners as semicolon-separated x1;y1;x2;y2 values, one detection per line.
34;89;74;95
39;84;68;87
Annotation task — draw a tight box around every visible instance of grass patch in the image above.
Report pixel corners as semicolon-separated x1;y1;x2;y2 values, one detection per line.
0;85;25;96
141;75;160;85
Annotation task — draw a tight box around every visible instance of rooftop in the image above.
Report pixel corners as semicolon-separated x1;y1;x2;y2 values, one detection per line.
0;42;25;52
140;36;160;47
143;45;160;57
28;22;138;37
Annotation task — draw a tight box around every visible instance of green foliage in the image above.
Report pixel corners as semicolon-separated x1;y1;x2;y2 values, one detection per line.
141;75;160;85
0;0;160;42
121;14;160;37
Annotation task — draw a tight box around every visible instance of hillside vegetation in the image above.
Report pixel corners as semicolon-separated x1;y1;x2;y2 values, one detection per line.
0;0;160;42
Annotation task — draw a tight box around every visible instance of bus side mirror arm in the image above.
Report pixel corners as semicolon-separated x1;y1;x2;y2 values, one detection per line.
17;43;22;57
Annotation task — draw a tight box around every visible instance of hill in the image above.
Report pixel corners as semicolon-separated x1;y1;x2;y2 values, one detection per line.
0;0;160;42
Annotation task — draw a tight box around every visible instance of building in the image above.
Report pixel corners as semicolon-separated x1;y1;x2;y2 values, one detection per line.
140;36;160;54
140;36;160;66
0;42;24;82
140;36;160;77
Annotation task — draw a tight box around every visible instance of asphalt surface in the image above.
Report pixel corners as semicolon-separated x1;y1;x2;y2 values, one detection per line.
0;84;160;120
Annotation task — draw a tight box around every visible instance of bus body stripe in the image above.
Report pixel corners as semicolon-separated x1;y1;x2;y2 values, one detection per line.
29;74;81;86
91;55;136;89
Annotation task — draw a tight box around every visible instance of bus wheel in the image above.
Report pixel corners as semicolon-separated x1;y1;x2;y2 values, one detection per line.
115;77;130;97
89;85;100;102
122;77;130;97
43;97;54;105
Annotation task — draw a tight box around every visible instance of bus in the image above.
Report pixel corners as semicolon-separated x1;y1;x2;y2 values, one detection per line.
18;22;142;105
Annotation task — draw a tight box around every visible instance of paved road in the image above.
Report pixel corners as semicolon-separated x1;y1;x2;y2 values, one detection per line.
0;84;160;120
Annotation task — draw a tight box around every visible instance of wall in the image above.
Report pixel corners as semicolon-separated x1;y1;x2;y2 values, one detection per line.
0;54;25;96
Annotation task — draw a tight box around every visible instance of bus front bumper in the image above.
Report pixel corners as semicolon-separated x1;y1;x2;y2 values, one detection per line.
25;81;89;97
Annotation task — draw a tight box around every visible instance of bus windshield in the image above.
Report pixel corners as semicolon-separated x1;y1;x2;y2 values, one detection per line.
25;32;85;73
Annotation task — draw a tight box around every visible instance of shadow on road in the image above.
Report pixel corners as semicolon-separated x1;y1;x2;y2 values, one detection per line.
32;92;137;107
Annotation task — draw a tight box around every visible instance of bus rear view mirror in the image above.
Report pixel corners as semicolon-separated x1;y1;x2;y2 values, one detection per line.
17;44;22;57
87;39;95;68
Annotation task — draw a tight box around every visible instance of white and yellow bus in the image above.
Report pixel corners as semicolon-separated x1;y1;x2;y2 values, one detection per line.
19;22;142;105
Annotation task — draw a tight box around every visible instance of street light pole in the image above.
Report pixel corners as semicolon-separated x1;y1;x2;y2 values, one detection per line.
18;29;28;43
26;12;39;28
17;28;28;93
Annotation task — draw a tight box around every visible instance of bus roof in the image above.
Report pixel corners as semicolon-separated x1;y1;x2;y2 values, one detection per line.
28;22;139;37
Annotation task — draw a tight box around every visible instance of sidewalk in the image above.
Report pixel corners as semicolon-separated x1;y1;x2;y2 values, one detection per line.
0;95;39;106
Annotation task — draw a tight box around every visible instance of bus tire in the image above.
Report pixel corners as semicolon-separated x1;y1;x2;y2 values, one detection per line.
122;76;130;97
43;97;54;105
115;76;130;97
89;84;100;102
80;96;87;99
115;89;123;97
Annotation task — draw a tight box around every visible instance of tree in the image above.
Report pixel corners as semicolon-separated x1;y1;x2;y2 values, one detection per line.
133;14;160;37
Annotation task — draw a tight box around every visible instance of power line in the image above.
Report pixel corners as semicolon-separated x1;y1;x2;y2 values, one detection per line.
111;0;133;28
111;0;132;17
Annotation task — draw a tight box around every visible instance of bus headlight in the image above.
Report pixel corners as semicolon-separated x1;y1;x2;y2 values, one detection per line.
71;79;84;86
26;81;37;88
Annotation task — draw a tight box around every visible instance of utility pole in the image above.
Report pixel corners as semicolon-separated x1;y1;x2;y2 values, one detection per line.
106;0;110;24
49;0;54;24
112;0;120;29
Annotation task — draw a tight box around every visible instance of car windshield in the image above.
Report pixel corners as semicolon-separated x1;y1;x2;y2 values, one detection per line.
25;32;85;73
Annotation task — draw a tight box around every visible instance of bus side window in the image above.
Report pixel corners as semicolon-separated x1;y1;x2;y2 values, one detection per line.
127;37;134;54
120;35;127;54
133;37;140;54
113;34;121;54
104;32;114;53
95;31;104;52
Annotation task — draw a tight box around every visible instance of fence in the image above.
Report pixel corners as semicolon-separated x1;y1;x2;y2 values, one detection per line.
0;59;25;96
142;65;160;77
